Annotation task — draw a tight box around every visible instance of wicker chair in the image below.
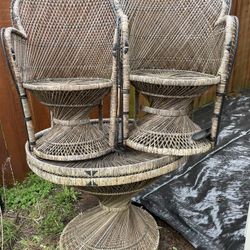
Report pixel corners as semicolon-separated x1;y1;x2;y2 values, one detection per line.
2;0;119;161
121;0;239;156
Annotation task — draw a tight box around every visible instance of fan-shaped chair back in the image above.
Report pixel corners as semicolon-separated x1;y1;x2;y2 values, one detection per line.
120;0;231;75
12;0;116;82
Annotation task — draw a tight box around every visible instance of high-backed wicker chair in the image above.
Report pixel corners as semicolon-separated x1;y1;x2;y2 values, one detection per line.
2;0;119;161
121;0;239;156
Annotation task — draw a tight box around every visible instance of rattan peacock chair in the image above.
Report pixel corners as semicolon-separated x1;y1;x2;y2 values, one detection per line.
2;0;120;161
120;0;239;156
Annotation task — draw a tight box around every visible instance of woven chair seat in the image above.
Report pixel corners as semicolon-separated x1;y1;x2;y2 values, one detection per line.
23;78;112;91
126;70;218;155
130;69;220;87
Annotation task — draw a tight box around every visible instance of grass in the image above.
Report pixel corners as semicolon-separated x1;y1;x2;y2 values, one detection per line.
0;174;79;249
0;174;193;250
1;219;18;249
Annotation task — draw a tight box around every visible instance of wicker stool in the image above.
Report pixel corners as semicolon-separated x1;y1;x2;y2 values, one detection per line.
25;128;187;250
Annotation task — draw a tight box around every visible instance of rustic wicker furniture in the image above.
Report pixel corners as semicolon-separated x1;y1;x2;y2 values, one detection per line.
25;125;187;250
121;0;239;156
3;0;119;161
1;0;239;249
1;0;186;249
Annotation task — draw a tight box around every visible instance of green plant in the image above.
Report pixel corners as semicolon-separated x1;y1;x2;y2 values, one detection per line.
38;208;65;235
0;174;54;211
55;186;78;204
0;174;80;249
0;218;18;249
37;186;78;235
19;235;59;250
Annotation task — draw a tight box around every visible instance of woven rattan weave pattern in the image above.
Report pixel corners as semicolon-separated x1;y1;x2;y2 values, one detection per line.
120;0;227;74
25;125;186;250
25;79;113;161
6;0;119;161
1;0;238;249
25;133;186;250
25;127;186;186
59;193;159;250
14;0;116;80
127;70;220;155
120;0;238;155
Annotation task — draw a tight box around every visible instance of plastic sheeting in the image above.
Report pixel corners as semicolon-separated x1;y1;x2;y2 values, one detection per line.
136;91;250;250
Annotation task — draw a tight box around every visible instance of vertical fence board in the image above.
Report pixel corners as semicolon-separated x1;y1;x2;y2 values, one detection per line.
0;38;29;185
229;0;250;93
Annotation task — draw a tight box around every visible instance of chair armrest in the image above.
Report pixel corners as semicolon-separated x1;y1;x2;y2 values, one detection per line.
217;15;239;91
121;16;130;142
1;27;36;149
2;27;27;84
211;15;239;146
109;21;119;147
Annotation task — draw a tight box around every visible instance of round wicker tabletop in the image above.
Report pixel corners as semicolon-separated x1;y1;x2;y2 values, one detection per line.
26;129;187;187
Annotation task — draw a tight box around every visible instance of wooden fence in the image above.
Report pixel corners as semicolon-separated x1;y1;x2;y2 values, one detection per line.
0;0;250;185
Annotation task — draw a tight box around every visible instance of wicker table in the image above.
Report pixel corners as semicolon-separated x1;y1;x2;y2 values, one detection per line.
25;127;186;250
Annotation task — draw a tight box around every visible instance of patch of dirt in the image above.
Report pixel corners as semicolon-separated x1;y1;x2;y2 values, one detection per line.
158;219;194;250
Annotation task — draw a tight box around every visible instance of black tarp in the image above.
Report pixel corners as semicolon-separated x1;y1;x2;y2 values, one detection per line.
136;91;250;250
